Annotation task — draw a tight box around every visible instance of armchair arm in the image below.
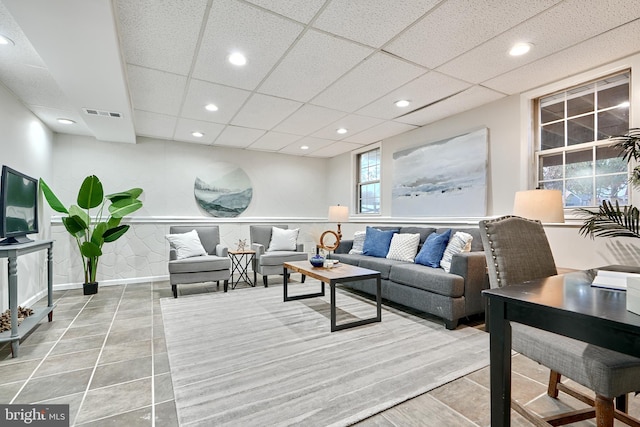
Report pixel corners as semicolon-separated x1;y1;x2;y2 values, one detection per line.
170;249;177;261
450;251;489;315
216;244;228;257
296;243;304;252
252;243;265;258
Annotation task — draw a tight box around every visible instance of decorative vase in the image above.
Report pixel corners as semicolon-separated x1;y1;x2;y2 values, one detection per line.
310;254;325;267
83;282;98;295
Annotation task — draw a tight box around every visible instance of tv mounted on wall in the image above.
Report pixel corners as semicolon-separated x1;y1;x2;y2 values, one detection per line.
0;165;39;245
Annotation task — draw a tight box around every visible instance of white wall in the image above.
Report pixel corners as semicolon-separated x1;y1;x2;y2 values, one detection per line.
48;134;331;285
0;83;54;309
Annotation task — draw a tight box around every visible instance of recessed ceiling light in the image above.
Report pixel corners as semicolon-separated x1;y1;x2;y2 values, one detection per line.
336;128;348;134
57;118;75;125
192;131;204;138
395;100;410;108
509;42;533;56
205;103;218;112
228;52;247;66
0;35;14;46
300;145;309;150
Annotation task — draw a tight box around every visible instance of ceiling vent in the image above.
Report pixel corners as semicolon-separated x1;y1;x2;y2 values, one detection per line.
83;108;122;118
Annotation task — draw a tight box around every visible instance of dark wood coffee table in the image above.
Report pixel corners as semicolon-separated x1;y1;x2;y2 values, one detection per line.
283;260;381;332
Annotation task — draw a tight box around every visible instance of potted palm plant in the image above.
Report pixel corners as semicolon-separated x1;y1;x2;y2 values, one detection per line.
578;128;640;238
40;176;143;294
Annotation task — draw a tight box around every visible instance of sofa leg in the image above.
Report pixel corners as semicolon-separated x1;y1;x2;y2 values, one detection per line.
263;275;268;287
223;279;228;293
301;274;306;283
444;319;458;330
172;285;177;298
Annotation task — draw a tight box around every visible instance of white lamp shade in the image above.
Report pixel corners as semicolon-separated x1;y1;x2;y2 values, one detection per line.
328;205;349;222
513;189;564;223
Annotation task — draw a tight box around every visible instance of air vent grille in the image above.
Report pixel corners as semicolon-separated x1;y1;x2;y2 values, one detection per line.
83;108;122;118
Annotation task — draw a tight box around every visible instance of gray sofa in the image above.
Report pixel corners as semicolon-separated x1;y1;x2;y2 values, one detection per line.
328;226;489;329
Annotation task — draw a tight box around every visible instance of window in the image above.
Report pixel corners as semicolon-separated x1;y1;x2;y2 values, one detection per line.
356;148;380;214
536;72;630;207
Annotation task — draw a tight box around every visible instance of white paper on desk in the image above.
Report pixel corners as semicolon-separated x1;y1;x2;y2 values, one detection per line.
591;269;640;290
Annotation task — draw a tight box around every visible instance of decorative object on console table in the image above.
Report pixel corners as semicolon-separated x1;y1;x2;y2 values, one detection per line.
309;254;325;267
40;176;144;295
236;239;246;251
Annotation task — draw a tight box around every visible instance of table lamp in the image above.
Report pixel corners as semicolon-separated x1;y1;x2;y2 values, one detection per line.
328;205;349;239
513;189;565;223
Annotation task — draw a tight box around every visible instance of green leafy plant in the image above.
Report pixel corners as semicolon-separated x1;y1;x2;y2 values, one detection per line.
578;128;640;238
40;176;143;284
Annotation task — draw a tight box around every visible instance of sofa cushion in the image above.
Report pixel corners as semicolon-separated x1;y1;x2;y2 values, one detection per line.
169;254;230;274
267;227;299;251
386;233;420;262
260;251;307;266
349;230;366;254
440;231;473;273
415;229;451;267
358;257;404;280
165;229;207;259
438;227;483;252
362;226;398;258
390;263;465;298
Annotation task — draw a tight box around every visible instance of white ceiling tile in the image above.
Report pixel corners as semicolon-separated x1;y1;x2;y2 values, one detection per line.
127;65;187;116
174;118;225;145
356;72;472;119
395;86;505;126
231;93;302;130
307;141;364;158
214;125;265;148
311;114;384;140
181;79;251;124
0;64;72;110
272;104;347;135
133;110;177;139
386;0;562;68
437;0;640;85
484;19;640;95
248;131;301;151
344;121;417;145
116;0;208;75
279;136;334;155
0;2;47;69
243;0;325;23
192;0;304;90
313;0;439;47
312;52;427;112
259;29;374;102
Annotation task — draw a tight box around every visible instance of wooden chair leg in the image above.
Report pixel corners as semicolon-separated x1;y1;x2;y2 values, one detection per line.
548;370;561;398
595;394;614;427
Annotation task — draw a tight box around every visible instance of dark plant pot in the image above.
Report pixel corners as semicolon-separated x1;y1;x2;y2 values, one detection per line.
83;282;98;295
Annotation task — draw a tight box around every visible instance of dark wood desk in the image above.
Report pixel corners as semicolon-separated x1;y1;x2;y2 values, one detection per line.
483;268;640;427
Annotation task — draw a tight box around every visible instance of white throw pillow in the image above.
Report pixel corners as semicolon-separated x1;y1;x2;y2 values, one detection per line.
440;231;473;273
348;230;366;254
267;227;299;251
386;233;420;262
166;229;207;260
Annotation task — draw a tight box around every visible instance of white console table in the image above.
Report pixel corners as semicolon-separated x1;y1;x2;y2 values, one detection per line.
0;240;55;357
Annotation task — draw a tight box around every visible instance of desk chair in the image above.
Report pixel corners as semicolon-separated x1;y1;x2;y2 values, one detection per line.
480;215;640;427
168;226;230;297
250;225;307;286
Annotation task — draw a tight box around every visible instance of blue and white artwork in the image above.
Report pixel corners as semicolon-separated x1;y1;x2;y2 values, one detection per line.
194;163;252;218
392;128;488;217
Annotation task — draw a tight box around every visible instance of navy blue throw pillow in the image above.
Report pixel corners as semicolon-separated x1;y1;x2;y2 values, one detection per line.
415;229;452;268
362;226;398;258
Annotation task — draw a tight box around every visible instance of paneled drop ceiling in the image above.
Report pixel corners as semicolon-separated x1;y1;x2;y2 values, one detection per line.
1;0;640;157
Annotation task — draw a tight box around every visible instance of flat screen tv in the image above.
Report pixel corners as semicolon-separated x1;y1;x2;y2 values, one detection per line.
0;165;39;245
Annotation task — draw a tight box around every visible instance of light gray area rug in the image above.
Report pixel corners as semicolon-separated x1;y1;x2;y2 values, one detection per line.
161;282;489;427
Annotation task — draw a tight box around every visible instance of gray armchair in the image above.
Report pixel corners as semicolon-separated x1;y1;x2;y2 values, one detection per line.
168;226;230;297
250;225;307;287
479;215;640;426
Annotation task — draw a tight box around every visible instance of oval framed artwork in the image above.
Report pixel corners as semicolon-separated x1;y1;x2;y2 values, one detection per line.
194;163;252;218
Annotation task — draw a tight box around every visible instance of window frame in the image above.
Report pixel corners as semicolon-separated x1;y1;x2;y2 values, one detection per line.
354;145;381;215
534;70;631;208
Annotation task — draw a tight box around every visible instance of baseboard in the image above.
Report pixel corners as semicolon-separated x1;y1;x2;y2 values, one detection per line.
52;275;169;292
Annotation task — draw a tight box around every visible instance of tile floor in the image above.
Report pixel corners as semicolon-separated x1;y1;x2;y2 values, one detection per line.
0;277;638;426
